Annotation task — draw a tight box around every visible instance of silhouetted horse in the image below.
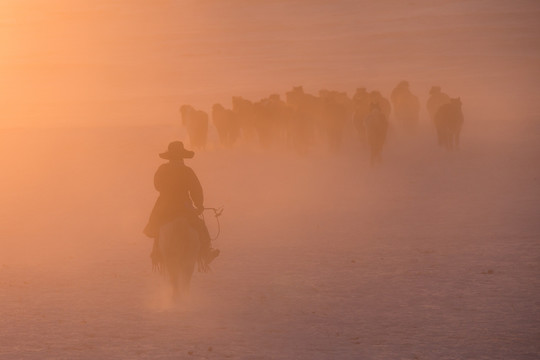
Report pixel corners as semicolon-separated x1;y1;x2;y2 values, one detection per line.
285;86;319;154
253;94;288;148
434;98;464;150
180;105;209;150
157;216;200;298
365;103;389;166
319;89;352;152
368;91;391;119
232;96;257;142
212;103;240;148
352;88;373;143
391;81;420;132
426;86;451;121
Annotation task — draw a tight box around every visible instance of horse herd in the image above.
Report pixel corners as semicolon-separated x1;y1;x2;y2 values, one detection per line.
162;84;464;298
180;81;464;164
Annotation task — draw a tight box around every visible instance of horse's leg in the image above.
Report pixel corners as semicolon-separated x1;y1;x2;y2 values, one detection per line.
376;140;383;164
370;142;376;167
182;239;199;294
168;266;179;297
455;125;462;149
436;122;444;146
178;266;194;295
442;124;450;150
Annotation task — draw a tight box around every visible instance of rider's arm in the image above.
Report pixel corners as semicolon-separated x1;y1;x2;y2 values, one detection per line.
153;164;167;192
187;167;204;211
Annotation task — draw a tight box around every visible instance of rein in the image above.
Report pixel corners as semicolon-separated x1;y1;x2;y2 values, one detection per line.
202;207;223;242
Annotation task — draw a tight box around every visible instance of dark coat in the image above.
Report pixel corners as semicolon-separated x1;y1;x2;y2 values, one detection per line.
143;161;203;238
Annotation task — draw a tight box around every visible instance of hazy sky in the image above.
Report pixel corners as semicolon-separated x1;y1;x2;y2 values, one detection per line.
1;0;539;127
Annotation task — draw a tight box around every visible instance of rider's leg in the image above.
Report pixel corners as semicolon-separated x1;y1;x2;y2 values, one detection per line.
190;216;220;265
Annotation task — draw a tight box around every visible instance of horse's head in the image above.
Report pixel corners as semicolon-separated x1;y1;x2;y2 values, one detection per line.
450;97;462;109
429;86;442;95
369;102;381;112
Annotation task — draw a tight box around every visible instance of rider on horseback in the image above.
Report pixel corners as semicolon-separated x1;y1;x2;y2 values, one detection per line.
143;141;220;270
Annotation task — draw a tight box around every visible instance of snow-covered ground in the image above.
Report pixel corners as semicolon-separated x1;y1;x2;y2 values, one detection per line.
0;117;538;359
1;0;539;359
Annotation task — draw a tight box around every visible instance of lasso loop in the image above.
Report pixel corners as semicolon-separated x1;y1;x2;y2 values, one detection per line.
202;207;223;242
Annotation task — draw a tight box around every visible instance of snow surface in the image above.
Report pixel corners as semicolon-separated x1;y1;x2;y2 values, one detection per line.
0;118;539;359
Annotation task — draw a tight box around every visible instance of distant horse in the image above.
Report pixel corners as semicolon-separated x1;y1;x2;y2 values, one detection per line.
426;86;451;121
434;98;464;150
391;81;420;132
212;103;240;148
352;88;370;142
179;105;209;150
365;103;389;166
285;86;320;154
318;89;352;153
232;96;257;142
157;216;200;298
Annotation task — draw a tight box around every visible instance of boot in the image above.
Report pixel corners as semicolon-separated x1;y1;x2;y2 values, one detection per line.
197;218;220;264
205;247;220;264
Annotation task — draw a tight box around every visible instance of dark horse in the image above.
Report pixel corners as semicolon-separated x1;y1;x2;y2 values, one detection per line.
365;103;389;166
157;216;200;298
434;98;464;150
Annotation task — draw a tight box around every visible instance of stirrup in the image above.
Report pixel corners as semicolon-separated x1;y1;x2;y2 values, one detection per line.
207;248;220;264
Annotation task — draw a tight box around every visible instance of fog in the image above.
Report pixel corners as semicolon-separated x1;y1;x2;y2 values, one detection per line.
2;0;540;126
1;1;540;359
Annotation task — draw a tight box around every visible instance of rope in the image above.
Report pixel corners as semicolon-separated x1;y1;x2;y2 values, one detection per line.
202;207;223;242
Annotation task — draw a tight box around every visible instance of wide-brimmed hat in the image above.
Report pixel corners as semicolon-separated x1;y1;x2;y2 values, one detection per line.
159;141;194;160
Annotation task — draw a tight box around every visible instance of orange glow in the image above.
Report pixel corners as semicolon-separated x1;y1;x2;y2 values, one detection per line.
1;1;539;128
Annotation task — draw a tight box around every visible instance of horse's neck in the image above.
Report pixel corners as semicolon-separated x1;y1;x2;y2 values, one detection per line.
367;109;381;120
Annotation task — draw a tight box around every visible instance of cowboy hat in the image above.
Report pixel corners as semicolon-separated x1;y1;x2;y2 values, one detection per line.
159;141;194;159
